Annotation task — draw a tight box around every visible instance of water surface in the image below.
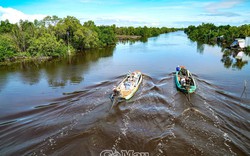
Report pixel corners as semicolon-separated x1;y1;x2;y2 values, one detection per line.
0;31;249;155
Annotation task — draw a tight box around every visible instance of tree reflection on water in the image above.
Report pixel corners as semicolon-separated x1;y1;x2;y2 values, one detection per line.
221;49;248;70
0;46;115;88
196;41;249;70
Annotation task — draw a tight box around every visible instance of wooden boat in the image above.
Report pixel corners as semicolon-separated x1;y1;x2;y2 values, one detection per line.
175;66;196;93
111;71;142;100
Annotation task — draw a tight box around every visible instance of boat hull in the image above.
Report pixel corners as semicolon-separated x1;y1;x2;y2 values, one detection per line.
114;71;143;100
175;68;196;93
124;72;142;100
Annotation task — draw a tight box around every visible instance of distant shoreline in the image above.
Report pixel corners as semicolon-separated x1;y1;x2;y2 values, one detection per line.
116;35;141;40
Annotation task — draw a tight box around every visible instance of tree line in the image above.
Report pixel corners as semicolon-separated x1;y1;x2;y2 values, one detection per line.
185;23;250;70
0;16;176;62
184;23;250;47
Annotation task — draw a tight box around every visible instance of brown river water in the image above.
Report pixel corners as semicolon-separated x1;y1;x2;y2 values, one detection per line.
0;31;249;156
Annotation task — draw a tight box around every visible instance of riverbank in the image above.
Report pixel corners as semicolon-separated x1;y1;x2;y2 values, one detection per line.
184;23;250;47
0;56;52;66
1;17;175;65
0;35;143;66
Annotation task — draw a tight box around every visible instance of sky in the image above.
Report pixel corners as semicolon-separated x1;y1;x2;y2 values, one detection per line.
0;0;249;27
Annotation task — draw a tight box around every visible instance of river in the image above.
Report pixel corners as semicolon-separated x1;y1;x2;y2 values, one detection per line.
0;31;249;156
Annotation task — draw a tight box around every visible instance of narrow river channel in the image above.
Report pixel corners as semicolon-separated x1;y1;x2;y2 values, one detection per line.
0;31;249;155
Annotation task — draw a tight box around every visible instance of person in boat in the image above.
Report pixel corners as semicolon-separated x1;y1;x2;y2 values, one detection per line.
113;88;119;96
179;67;193;86
181;76;193;88
180;77;186;86
179;66;187;85
180;67;188;76
129;75;134;81
186;76;192;86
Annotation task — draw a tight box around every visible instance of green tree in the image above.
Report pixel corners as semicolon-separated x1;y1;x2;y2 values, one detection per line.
0;20;14;34
185;23;250;45
97;25;117;46
73;26;99;50
54;16;82;44
0;34;18;61
27;33;67;57
11;20;35;52
0;15;177;63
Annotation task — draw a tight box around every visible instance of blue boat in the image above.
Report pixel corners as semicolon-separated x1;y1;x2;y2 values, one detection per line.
175;66;196;93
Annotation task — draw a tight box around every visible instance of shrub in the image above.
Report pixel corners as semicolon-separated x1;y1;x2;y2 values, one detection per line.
0;34;18;61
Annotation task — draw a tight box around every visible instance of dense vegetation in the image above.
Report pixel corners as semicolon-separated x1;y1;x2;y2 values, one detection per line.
185;23;250;70
184;23;250;45
115;26;175;38
0;16;176;62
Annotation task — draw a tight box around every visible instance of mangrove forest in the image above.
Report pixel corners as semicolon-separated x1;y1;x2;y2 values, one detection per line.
184;23;250;48
0;15;176;63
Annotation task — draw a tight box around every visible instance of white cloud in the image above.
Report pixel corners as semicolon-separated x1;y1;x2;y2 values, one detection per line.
79;14;160;27
197;0;248;25
93;18;158;27
205;0;243;13
0;6;46;23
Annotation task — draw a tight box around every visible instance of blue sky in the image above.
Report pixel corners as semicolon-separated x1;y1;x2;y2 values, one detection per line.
0;0;249;27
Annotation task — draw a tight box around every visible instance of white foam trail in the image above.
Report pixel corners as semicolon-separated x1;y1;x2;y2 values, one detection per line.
111;77;146;150
203;92;236;155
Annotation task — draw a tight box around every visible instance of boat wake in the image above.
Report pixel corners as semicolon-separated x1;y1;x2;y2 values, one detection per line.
0;74;249;155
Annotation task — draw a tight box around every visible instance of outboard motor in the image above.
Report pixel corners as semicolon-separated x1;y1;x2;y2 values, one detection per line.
176;66;180;71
